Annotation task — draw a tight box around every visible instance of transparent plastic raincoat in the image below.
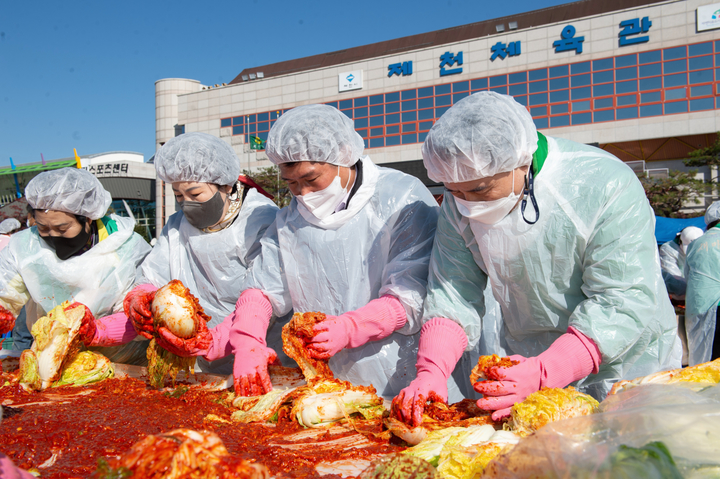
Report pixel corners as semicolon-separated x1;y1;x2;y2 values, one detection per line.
243;156;457;399
659;239;688;297
684;227;720;365
0;214;151;363
139;188;278;374
423;136;680;399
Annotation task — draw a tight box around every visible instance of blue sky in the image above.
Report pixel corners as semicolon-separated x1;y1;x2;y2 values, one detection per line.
0;0;569;167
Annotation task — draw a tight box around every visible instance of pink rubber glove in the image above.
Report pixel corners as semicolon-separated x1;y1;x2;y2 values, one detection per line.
0;453;35;479
307;295;408;359
86;311;139;347
157;301;260;361
203;313;233;361
0;305;16;335
475;327;601;421
155;318;213;357
123;283;158;340
229;289;280;397
391;317;468;427
66;302;96;346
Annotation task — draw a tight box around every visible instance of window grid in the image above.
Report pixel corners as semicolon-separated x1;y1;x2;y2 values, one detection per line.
221;40;719;148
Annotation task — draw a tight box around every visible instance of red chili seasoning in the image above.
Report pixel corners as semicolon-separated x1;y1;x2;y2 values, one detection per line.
0;377;405;478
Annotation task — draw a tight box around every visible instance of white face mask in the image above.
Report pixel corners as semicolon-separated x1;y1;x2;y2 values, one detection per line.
454;169;521;225
296;165;349;220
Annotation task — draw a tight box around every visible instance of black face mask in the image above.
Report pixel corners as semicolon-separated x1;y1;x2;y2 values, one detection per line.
179;190;226;229
41;224;92;260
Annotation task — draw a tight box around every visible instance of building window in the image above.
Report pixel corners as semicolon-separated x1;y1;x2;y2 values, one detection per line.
218;40;720;147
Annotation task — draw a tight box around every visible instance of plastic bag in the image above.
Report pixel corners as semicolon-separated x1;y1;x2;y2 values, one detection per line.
482;384;720;478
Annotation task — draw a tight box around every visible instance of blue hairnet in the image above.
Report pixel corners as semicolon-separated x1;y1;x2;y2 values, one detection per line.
422;92;538;183
0;218;21;234
155;132;240;185
26;168;112;220
265;104;364;167
705;201;720;226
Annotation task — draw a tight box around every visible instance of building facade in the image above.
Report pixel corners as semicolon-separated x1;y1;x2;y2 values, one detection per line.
0;152;156;240
155;0;720;227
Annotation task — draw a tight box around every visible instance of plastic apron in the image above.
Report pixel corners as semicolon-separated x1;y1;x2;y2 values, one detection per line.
659;239;688;297
0;214;152;364
245;157;460;399
429;137;680;400
140;188;278;374
685;227;720;365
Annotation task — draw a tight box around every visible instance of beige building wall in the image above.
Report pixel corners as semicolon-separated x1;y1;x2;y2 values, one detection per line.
154;78;203;232
155;78;204;150
167;0;720;173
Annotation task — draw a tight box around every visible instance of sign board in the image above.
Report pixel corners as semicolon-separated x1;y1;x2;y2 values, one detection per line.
338;70;363;92
83;161;156;180
697;3;720;31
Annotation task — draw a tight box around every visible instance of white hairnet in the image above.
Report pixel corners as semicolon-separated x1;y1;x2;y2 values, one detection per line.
265;104;364;167
705;201;720;226
0;218;21;234
422;91;538;183
680;226;703;245
155;132;240;185
26;168;112;220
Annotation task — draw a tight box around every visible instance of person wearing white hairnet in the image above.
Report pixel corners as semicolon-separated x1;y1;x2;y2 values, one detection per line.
0;218;21;251
162;104;444;398
0;168;152;364
659;226;703;366
122;132;278;375
660;226;704;299
0;217;28;352
393;92;680;426
684;200;720;365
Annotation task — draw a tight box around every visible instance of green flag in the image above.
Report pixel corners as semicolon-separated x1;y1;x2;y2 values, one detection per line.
250;135;265;150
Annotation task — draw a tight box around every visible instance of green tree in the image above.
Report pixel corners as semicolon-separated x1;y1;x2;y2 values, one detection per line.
242;166;292;208
684;132;720;172
637;170;705;218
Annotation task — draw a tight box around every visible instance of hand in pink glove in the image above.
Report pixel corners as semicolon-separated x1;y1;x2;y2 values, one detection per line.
66;302;96;346
0;452;35;479
391;317;468;427
232;335;280;397
123;284;158;340
307;295;407;359
156;318;213;357
475;327;601;421
0;305;16;335
229;289;280;397
87;311;140;347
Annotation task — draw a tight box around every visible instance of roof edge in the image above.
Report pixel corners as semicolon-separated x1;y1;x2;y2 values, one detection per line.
230;0;669;84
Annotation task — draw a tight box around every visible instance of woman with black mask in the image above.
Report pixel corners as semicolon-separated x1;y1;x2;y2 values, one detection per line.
121;132;279;375
0;168;152;364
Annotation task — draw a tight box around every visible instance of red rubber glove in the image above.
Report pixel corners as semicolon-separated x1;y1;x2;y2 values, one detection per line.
88;311;140;347
391;318;467;427
123;284;158;340
475;327;601;421
230;289;280;397
67;302;96;346
307;295;407;359
0;305;16;335
155;318;213;357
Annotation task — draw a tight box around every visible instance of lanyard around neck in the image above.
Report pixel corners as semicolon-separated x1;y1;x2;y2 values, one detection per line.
520;133;547;225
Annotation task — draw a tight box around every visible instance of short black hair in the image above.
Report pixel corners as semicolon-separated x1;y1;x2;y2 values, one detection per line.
707;219;719;230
